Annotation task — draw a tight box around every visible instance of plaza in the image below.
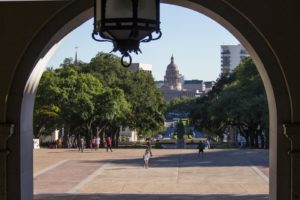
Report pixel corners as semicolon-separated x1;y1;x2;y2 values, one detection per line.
34;148;269;200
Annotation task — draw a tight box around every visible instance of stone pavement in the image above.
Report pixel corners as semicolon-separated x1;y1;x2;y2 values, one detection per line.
34;148;269;200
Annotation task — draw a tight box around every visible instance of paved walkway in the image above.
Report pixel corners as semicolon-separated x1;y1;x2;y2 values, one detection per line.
34;148;269;200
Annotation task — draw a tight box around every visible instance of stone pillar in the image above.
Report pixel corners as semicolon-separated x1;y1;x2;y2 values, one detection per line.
283;124;300;200
0;124;14;200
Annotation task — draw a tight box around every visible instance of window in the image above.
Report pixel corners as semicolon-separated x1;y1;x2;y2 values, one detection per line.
240;49;248;54
221;49;231;54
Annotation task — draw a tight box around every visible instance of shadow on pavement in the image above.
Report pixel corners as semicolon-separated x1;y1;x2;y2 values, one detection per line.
81;149;268;168
35;193;269;200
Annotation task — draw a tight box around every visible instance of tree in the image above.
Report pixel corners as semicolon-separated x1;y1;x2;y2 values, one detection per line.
94;88;131;146
166;97;196;115
190;57;268;147
80;52;167;137
124;71;167;136
34;66;105;145
34;52;166;145
34;69;62;138
176;120;185;140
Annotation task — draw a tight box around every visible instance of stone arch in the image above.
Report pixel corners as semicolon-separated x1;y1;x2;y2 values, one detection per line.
5;1;291;199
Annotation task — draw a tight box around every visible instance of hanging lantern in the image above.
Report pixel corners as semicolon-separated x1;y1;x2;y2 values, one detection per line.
92;0;161;67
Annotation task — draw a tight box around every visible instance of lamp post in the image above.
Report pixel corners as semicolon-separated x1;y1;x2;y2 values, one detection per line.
92;0;161;67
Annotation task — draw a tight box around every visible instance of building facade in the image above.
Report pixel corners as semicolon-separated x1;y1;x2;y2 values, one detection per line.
221;44;249;74
163;55;182;90
119;127;138;142
129;63;152;74
160;56;213;101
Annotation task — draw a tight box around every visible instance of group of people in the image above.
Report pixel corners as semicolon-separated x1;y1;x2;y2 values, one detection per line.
78;135;113;152
90;136;101;150
77;136;205;168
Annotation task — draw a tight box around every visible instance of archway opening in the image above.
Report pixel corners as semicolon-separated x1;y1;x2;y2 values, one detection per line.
18;1;279;199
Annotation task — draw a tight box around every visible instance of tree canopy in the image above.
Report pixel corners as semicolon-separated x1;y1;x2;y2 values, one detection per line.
34;52;167;145
190;57;268;147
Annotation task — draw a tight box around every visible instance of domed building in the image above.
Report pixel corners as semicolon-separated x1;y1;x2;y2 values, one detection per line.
163;55;182;90
160;55;196;101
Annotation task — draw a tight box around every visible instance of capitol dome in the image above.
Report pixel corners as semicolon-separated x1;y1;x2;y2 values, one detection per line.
164;55;182;90
166;55;179;73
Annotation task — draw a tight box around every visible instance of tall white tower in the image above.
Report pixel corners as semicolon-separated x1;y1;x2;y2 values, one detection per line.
221;44;249;74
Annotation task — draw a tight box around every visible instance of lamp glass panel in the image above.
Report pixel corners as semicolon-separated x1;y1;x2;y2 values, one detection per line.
102;31;113;40
138;0;156;20
137;30;150;40
109;30;132;39
106;0;132;19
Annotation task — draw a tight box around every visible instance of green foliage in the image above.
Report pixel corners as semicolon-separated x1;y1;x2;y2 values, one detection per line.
34;52;166;139
190;57;269;147
167;97;196;113
125;71;167;134
176;120;185;139
81;52;167;135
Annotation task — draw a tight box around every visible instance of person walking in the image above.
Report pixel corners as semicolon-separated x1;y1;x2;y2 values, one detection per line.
79;136;84;153
143;148;151;169
96;135;100;150
106;136;113;152
92;136;96;150
146;138;153;156
198;140;205;158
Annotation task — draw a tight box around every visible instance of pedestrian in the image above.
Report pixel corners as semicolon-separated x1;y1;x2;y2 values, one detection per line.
198;140;205;158
206;139;211;149
96;135;100;150
79;136;84;152
143;148;151;169
77;136;80;151
89;138;93;150
106;136;113;152
92;136;96;150
146;138;153;156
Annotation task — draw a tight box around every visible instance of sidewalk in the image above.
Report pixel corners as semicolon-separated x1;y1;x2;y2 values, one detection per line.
34;148;269;200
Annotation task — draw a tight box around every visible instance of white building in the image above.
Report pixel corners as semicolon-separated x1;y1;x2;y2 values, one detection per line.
183;80;203;93
221;44;249;74
119;127;138;142
129;63;152;73
39;129;59;143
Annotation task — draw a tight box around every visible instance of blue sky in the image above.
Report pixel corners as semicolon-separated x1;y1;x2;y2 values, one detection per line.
47;4;239;81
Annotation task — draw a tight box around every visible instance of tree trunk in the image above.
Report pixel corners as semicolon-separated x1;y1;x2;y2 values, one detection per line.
116;129;120;148
111;128;119;148
259;132;265;149
254;132;259;148
249;131;255;147
62;126;69;148
86;121;93;149
245;131;250;147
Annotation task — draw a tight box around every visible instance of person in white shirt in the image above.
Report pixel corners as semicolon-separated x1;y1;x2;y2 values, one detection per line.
96;136;100;150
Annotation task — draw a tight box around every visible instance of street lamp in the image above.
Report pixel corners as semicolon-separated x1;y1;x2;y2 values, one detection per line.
92;0;161;67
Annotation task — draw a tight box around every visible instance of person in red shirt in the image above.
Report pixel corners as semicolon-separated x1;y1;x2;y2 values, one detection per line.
106;136;113;152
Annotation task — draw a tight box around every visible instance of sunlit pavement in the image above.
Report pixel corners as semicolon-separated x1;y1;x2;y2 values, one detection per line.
34;148;269;200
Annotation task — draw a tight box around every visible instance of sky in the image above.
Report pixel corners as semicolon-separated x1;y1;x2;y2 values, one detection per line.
47;4;239;82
